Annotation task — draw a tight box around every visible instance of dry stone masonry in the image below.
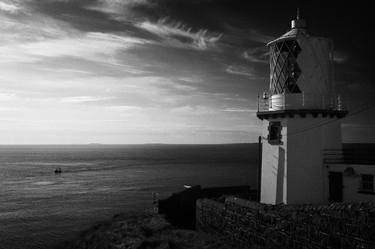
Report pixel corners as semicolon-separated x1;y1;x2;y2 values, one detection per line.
196;197;375;249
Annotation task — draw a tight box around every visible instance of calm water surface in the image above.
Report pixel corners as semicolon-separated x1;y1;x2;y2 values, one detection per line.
0;144;258;249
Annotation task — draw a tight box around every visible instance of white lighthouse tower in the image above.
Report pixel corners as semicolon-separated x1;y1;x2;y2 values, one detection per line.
257;11;347;205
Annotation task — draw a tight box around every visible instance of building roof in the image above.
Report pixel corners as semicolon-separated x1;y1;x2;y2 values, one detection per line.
267;9;310;46
324;143;375;165
267;28;310;46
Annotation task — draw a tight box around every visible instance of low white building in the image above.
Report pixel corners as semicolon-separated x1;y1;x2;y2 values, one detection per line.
324;145;375;202
257;12;375;204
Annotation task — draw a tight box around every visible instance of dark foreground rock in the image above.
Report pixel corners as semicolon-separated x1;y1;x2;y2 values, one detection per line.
55;212;242;249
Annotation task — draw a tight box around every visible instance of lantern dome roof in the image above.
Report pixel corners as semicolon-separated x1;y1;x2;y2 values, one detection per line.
267;8;309;46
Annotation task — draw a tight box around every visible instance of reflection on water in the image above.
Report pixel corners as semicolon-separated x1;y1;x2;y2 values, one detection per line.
0;144;258;249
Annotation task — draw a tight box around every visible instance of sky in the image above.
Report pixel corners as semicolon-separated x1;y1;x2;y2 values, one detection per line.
0;0;373;144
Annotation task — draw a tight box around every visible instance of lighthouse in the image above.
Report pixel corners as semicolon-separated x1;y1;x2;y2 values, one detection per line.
257;11;347;204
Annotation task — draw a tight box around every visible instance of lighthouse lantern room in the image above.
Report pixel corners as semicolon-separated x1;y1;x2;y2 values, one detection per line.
257;11;348;205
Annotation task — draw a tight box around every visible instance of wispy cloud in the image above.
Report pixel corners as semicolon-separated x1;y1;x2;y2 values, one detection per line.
60;96;113;104
170;105;218;115
0;0;287;143
106;105;144;112
136;17;222;50
0;92;16;101
0;11;72;46
243;46;268;64
223;108;256;113
86;0;150;16
225;65;256;78
0;32;150;64
0;1;20;13
244;29;275;44
223;25;275;45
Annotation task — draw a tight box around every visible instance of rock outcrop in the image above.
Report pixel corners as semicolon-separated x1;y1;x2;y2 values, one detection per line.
55;212;241;249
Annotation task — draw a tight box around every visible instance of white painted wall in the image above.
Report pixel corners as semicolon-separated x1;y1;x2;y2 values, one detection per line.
260;119;287;204
297;37;333;98
327;164;375;202
286;117;337;204
260;115;342;205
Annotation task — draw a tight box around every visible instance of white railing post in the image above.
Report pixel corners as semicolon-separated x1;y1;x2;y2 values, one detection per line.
302;91;305;107
337;95;342;111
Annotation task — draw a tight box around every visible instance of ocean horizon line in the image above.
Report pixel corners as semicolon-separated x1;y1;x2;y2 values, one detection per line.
0;142;257;146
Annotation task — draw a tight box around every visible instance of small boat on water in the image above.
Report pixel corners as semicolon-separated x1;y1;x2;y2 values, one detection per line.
54;168;62;174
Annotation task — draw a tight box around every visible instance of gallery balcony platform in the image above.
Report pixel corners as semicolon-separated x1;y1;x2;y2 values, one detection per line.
256;92;348;120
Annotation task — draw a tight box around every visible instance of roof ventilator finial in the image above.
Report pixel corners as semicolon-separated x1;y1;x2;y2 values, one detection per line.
291;7;306;29
296;8;300;20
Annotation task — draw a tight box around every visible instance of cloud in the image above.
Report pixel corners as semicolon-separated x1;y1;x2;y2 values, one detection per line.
23;32;148;57
0;0;273;143
136;17;222;50
60;96;113;103
170;105;217;115
243;46;268;63
223;25;275;45
86;0;150;15
0;1;19;13
223;108;256;113
0;13;73;46
225;65;255;78
177;76;203;83
245;29;275;44
0;92;16;101
106;105;144;112
0;32;150;64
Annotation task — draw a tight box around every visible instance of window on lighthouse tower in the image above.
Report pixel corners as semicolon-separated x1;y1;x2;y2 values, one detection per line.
270;40;302;94
267;121;282;145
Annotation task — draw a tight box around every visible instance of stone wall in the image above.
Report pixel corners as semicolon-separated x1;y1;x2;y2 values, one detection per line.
158;185;256;228
196;197;375;249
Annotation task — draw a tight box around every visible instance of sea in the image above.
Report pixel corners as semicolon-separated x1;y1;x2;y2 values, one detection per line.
0;144;258;249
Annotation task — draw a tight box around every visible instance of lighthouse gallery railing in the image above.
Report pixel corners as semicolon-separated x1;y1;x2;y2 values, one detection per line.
257;92;345;112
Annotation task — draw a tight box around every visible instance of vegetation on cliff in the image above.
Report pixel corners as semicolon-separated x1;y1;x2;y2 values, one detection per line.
55;212;241;249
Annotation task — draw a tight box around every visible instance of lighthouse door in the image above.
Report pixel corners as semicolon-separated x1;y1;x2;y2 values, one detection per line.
329;172;343;202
